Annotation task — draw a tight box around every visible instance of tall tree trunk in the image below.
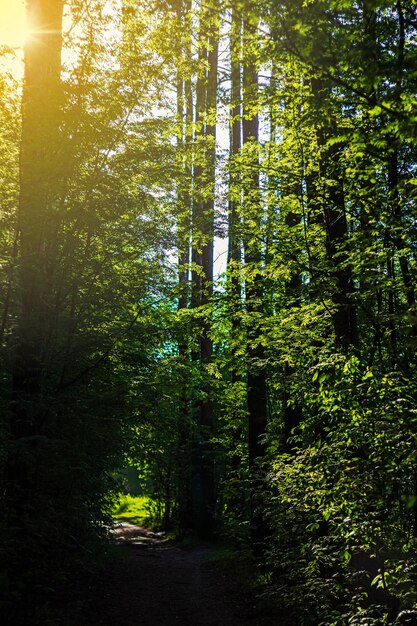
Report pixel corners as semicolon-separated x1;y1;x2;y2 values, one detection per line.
8;0;64;486
388;148;415;310
309;77;358;352
228;4;244;476
5;0;64;613
176;0;193;535
282;204;303;450
242;12;268;555
197;10;218;539
188;3;219;539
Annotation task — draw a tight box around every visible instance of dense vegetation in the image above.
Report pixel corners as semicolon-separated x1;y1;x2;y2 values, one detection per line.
1;0;417;624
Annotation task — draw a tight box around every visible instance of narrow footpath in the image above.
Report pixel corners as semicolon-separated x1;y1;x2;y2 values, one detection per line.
87;521;273;626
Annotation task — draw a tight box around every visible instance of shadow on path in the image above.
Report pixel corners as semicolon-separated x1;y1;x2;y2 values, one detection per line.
88;521;268;626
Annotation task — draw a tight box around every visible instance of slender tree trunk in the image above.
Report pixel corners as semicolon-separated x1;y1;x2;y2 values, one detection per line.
176;0;194;535
197;11;218;539
188;4;207;536
190;6;208;327
389;148;415;310
228;6;244;476
242;13;268;555
282;206;303;449
188;3;219;539
309;77;358;352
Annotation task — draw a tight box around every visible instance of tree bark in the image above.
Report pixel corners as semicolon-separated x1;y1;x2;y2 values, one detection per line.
4;0;64;613
242;13;268;555
9;0;64;467
228;5;244;475
309;77;358;352
189;3;219;539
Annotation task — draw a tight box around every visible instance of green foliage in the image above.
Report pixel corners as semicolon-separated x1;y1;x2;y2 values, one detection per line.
0;0;178;622
112;494;150;524
2;0;417;623
262;356;417;622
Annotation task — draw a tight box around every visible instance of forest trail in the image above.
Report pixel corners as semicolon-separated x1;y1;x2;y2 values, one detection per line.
88;521;272;626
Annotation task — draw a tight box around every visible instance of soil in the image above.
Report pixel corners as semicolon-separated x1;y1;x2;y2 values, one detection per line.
85;521;275;626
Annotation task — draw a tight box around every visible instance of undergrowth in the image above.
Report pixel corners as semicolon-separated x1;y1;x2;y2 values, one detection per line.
112;494;150;526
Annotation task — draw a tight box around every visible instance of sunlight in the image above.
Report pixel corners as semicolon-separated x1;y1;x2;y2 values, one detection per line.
0;0;29;49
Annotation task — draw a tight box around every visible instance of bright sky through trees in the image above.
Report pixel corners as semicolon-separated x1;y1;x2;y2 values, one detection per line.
0;0;28;48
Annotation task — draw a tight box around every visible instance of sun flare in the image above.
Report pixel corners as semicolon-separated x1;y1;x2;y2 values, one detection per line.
0;0;29;49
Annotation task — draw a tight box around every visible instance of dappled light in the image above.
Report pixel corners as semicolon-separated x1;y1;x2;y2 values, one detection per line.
1;1;417;625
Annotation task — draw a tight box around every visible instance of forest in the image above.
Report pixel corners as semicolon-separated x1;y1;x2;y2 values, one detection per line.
1;0;417;624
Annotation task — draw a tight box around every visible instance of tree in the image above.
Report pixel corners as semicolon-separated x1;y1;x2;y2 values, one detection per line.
3;1;417;622
1;1;178;618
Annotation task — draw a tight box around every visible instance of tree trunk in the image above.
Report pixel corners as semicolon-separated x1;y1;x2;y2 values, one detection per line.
189;3;219;539
176;0;194;536
197;10;218;540
9;0;64;484
242;14;268;555
228;5;244;475
309;77;358;352
4;0;64;614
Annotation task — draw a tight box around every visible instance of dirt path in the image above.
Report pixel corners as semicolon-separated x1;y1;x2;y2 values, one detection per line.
87;521;270;626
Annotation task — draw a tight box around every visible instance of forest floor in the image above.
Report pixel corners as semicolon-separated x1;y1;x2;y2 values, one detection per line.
85;520;280;626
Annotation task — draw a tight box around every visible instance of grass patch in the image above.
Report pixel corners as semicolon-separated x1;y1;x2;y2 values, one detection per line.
112;494;150;526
